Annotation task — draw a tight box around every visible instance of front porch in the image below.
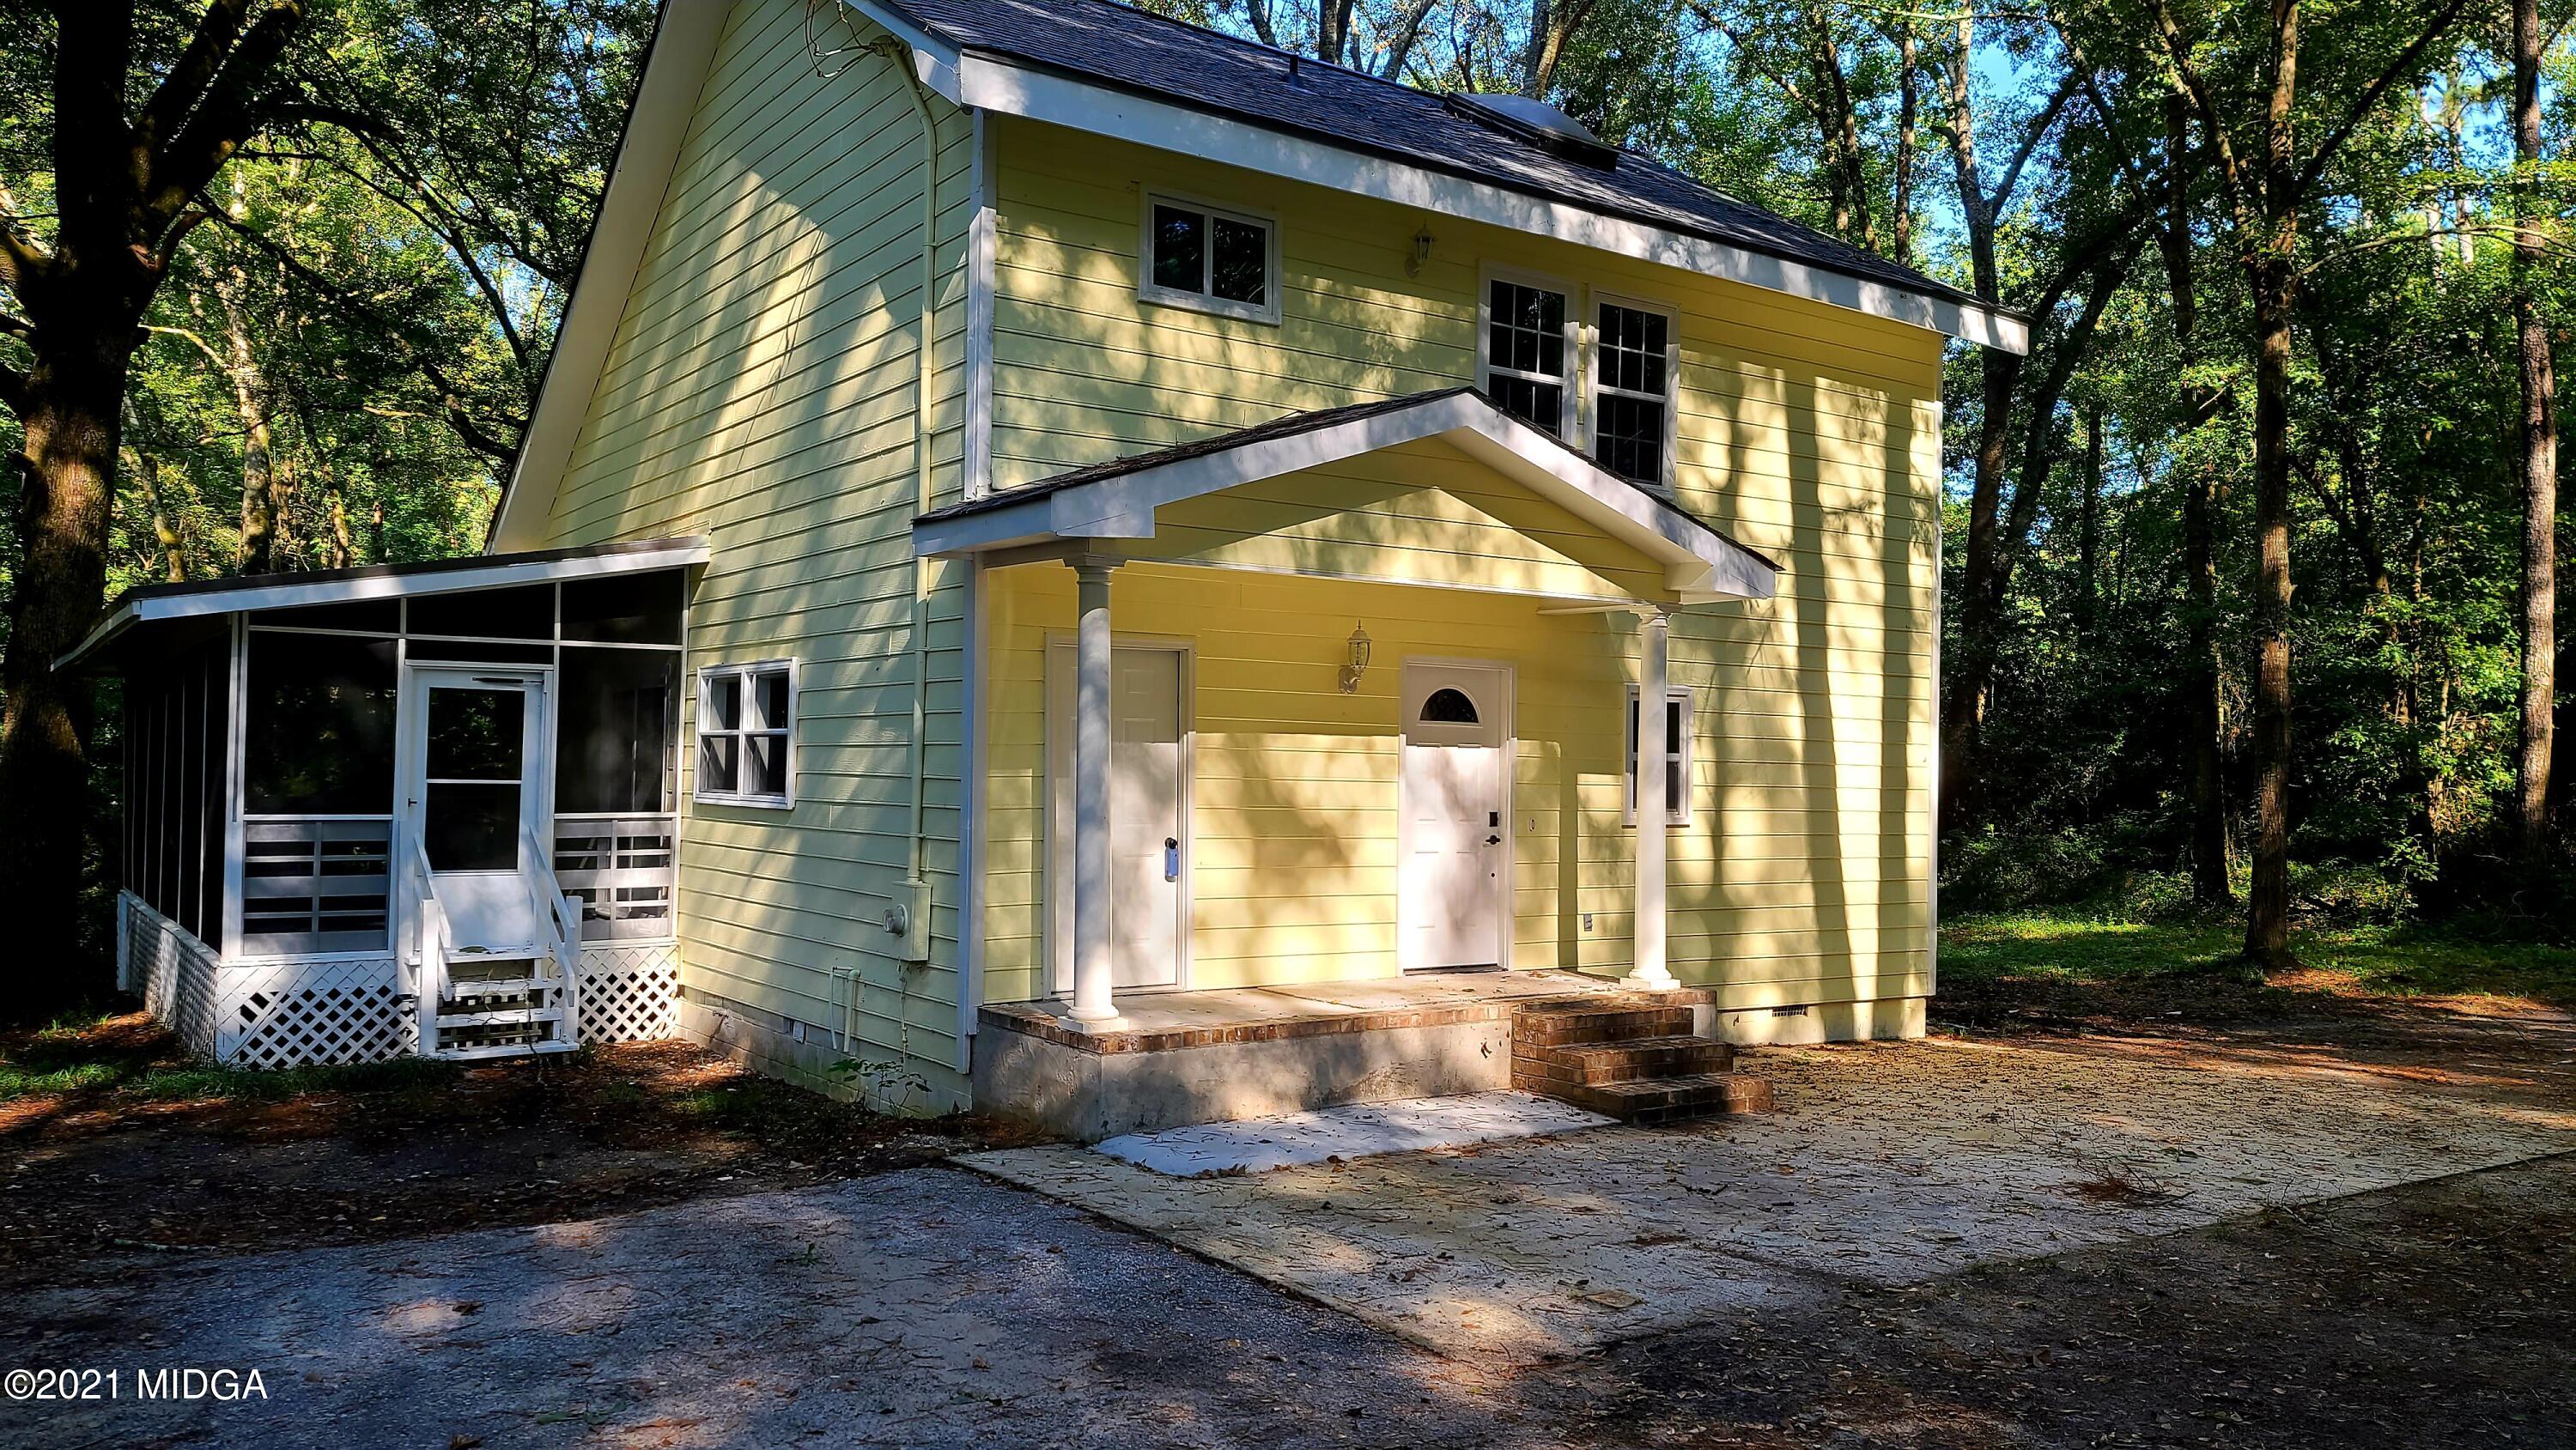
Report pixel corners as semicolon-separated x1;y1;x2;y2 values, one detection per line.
972;968;1771;1141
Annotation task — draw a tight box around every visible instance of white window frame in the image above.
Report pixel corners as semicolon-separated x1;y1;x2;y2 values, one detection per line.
1622;683;1694;827
1138;190;1283;325
1584;288;1682;490
694;658;797;810
1477;263;1580;440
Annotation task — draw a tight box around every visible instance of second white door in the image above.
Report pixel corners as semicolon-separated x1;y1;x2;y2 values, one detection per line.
1400;662;1510;971
1048;643;1187;992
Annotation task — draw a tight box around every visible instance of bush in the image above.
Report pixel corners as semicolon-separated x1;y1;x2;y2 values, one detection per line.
2288;861;2415;926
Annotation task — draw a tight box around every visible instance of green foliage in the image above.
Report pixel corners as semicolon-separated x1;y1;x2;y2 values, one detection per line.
1942;912;2576;1008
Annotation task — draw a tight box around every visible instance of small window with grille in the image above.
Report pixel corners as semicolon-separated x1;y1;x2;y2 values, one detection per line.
1593;300;1674;486
1482;275;1573;436
696;659;795;809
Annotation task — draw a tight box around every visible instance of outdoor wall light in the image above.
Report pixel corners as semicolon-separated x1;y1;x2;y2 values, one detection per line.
1406;228;1435;277
1338;622;1373;694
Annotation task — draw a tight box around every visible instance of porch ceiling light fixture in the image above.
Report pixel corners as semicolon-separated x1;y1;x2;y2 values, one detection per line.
1337;622;1373;694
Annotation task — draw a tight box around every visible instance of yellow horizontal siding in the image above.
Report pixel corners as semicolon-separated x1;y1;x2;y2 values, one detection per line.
980;117;1941;1010
532;0;975;1107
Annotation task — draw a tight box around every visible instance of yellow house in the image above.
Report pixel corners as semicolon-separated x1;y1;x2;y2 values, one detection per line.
81;0;2022;1132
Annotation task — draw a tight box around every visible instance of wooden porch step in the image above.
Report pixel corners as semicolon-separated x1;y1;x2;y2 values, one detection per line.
436;1039;579;1062
1513;1034;1735;1089
1550;1071;1775;1125
434;1005;568;1029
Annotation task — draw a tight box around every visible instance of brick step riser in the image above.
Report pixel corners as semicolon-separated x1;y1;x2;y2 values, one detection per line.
1554;1073;1775;1125
1511;1007;1696;1047
1511;1039;1735;1088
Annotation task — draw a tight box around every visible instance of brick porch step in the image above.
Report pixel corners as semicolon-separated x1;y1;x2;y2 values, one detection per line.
1514;1033;1735;1088
1550;1071;1775;1125
1512;1003;1698;1047
1508;993;1770;1125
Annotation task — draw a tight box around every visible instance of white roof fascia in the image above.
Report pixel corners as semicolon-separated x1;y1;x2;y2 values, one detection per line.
939;51;2027;355
60;540;713;671
489;0;733;553
912;393;1776;604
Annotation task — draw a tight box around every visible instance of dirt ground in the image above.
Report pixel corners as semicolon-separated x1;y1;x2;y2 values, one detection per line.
6;987;2573;1447
0;1019;1036;1290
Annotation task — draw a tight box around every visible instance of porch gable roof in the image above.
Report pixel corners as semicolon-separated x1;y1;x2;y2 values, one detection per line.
913;388;1779;604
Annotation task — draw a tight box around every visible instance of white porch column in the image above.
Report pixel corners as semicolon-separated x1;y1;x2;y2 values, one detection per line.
1066;560;1122;1025
1626;607;1678;991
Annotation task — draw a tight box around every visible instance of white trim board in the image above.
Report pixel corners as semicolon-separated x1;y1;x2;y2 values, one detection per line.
62;539;712;670
911;391;1776;604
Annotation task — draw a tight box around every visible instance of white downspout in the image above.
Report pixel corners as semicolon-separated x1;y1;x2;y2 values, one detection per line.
874;39;940;1004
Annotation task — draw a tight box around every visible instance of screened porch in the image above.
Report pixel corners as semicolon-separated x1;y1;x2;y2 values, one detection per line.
66;539;708;1067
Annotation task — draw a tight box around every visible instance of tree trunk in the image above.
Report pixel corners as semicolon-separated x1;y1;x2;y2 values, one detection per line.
2184;462;2230;901
217;279;280;574
0;336;130;1013
2076;403;2102;636
2513;0;2558;863
138;452;187;583
1891;21;1917;266
2156;92;2233;903
2244;241;2299;968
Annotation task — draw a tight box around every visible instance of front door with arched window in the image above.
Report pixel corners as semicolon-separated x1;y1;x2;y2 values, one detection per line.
1398;661;1511;971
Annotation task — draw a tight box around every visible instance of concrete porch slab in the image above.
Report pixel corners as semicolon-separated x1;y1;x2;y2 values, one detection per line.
1094;1090;1614;1177
971;970;1721;1139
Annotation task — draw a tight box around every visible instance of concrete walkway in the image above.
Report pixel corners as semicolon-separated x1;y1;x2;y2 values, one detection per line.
964;1033;2576;1362
3;1168;1531;1450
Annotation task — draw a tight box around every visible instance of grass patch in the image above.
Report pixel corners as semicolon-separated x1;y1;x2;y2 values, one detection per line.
0;1015;465;1107
1940;912;2576;1027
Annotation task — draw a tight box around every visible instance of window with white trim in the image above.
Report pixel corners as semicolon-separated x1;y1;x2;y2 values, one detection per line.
1593;300;1674;485
1140;195;1279;323
1483;276;1573;435
1624;685;1693;826
696;660;795;808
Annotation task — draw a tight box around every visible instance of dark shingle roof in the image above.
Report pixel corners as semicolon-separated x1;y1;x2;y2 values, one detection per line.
877;0;1981;311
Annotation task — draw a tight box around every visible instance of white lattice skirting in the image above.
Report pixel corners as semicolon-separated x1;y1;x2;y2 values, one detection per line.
218;956;415;1068
121;894;222;1059
120;896;676;1065
576;943;681;1044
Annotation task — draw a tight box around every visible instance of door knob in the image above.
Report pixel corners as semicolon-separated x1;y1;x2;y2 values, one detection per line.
1485;834;1502;845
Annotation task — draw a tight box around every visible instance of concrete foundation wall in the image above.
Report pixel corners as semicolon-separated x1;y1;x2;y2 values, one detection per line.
971;1015;1520;1142
1704;995;1927;1047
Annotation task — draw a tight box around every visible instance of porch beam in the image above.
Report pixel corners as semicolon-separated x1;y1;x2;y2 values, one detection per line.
1627;608;1678;991
1066;559;1123;1026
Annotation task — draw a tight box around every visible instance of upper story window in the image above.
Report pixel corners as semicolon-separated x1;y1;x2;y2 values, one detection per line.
1482;275;1574;436
1594;299;1675;486
696;659;795;809
1141;193;1280;324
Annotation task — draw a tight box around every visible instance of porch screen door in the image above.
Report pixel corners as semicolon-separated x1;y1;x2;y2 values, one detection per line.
1400;664;1508;971
404;670;548;952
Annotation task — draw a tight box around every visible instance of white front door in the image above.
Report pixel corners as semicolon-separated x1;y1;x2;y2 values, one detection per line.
1049;642;1188;992
1400;662;1510;971
402;668;550;952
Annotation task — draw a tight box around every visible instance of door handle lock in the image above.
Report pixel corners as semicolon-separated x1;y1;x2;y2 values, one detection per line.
1485;834;1502;846
1164;837;1181;881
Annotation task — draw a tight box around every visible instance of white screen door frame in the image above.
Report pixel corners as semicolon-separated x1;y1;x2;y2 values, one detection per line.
1044;636;1194;996
1398;658;1516;972
398;664;554;952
